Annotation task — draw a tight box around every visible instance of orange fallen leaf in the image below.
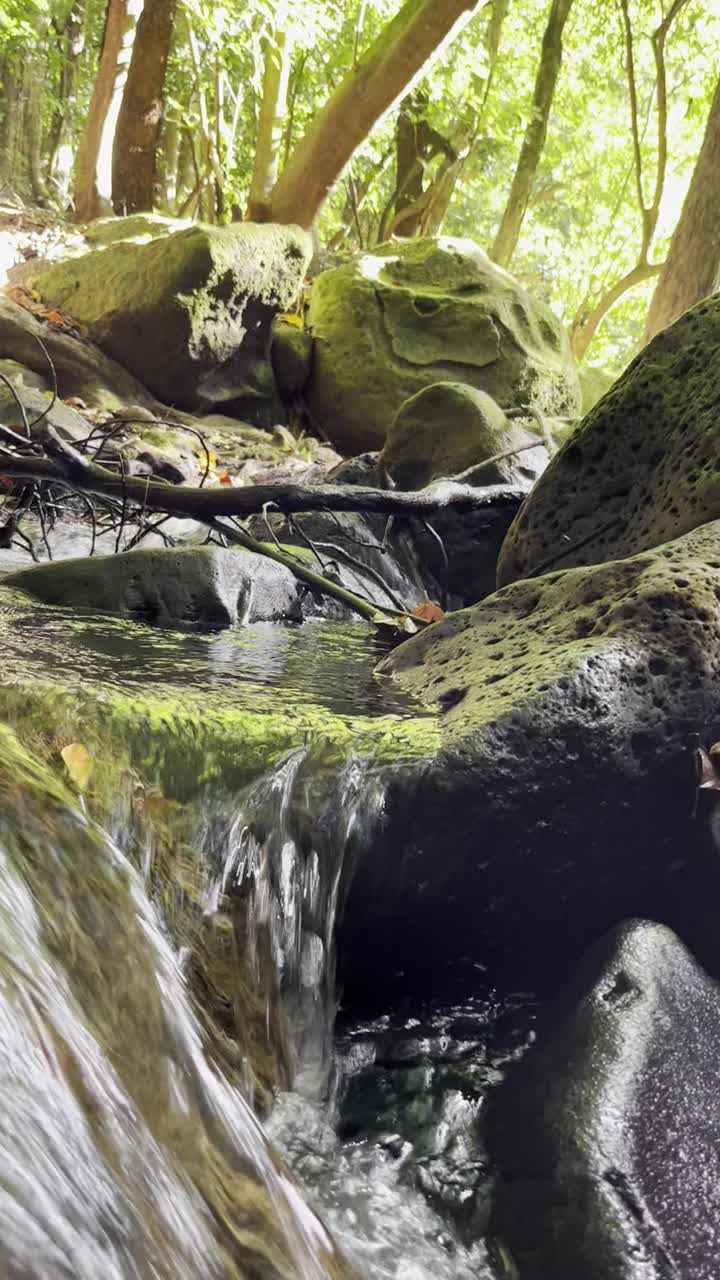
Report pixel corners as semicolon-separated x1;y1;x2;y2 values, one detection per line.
216;470;233;486
45;309;67;327
411;600;445;623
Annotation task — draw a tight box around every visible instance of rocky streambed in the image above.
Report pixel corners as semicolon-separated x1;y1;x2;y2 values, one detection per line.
2;220;720;1279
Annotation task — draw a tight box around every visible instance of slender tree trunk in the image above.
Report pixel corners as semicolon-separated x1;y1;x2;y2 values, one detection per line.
644;77;720;343
112;0;176;214
247;16;292;220
0;58;21;186
74;0;129;220
47;0;87;187
570;262;663;360
490;0;574;268
268;0;482;228
156;114;179;209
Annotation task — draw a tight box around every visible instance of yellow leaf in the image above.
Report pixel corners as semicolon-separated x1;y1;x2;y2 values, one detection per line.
276;312;303;329
61;743;95;791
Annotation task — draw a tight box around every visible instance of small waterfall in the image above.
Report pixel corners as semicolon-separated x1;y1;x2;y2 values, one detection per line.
188;747;387;1100
0;725;358;1280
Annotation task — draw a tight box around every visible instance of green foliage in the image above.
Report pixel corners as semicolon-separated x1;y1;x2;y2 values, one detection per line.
2;0;719;369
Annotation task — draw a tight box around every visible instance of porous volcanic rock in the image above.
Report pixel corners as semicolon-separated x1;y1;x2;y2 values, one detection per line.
305;237;580;454
34;220;312;420
498;295;720;587
489;919;720;1280
339;522;720;993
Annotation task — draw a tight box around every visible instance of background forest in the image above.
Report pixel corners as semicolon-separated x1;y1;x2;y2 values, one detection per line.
1;0;718;372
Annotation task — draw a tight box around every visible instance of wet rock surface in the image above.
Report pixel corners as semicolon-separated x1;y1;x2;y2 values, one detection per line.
338;522;720;991
489;919;720;1280
5;545;312;628
305;236;580;454
499;296;720;586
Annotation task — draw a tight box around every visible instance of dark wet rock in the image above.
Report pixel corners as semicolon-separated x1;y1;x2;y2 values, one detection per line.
488;919;720;1280
338;523;720;993
325;453;382;488
498;296;720;587
380;382;549;491
0;295;164;413
305;237;580;454
5;545;310;629
34;220;312;421
247;509;430;617
271;319;314;397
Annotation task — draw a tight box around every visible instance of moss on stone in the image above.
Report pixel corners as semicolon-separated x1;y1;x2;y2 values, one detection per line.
306;236;580;454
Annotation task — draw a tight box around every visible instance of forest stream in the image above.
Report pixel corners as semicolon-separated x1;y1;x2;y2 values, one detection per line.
0;536;536;1280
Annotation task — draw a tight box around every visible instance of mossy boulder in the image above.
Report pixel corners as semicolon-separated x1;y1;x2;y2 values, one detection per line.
271;319;314;396
34;220;312;421
489;920;720;1280
498;296;720;587
577;361;617;414
305;236;580;454
380;381;550;490
339;522;720;990
5;545;310;628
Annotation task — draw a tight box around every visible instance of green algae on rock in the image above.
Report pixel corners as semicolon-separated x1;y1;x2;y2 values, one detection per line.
305;236;580;454
336;522;720;986
498;295;720;587
380;381;549;491
35;220;312;418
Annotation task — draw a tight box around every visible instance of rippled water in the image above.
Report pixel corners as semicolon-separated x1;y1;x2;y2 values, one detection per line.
0;526;537;1278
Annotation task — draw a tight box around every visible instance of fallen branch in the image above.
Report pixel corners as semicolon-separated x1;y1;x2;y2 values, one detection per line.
0;450;524;521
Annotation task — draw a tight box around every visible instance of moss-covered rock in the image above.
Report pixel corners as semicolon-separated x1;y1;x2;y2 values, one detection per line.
271;319;314;396
305;236;580;454
498;296;720;587
577;361;616;414
380;381;549;490
35;220;313;421
489;920;720;1280
5;545;313;629
338;523;720;989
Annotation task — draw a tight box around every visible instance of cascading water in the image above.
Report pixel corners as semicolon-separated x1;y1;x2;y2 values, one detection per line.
0;566;537;1278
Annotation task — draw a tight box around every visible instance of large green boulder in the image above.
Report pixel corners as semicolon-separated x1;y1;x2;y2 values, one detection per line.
34;220;312;422
498;296;720;587
305;236;580;454
380;381;550;490
338;521;720;987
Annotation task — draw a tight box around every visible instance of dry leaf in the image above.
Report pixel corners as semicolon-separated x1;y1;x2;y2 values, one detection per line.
411;599;445;623
61;742;95;791
276;312;304;329
216;469;233;486
45;309;66;327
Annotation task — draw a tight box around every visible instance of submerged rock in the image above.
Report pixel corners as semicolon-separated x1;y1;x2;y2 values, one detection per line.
305;236;579;454
380;382;549;491
498;295;720;586
34;220;312;421
5;545;309;628
339;522;720;990
489;919;720;1280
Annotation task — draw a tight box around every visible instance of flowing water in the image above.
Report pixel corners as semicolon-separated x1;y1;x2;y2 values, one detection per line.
0;547;537;1278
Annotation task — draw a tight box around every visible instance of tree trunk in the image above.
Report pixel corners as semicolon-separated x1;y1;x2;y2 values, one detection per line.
644;77;720;343
268;0;482;228
570;262;663;361
74;0;129;221
112;0;176;214
247;19;292;220
490;0;574;268
47;0;87;190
